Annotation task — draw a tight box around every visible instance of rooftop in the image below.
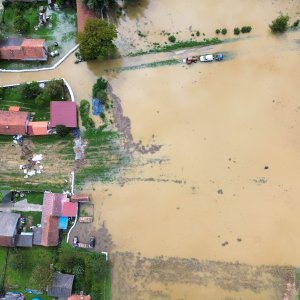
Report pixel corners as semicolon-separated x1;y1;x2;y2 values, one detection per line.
15;233;33;247
62;202;77;217
0;37;22;47
50;101;77;128
28;121;48;136
0;212;20;237
0;110;29;135
48;272;74;299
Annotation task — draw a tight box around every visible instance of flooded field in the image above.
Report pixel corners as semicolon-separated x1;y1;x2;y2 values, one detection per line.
1;0;300;298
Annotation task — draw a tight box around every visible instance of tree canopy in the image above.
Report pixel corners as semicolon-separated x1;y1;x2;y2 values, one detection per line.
77;19;117;60
82;0;115;16
269;15;289;33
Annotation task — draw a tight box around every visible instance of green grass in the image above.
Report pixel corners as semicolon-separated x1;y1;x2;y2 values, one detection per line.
75;128;130;187
128;37;222;56
24;192;44;204
0;86;49;121
4;247;55;299
12;211;42;226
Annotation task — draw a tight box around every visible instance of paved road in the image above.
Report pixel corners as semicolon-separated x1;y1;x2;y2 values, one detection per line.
0;199;42;212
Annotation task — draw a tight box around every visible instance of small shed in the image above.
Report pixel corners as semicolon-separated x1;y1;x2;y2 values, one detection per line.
71;194;89;203
0;110;29;135
28;121;48;136
47;272;74;299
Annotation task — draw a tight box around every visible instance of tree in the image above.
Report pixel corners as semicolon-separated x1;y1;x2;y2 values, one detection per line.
92;77;107;97
77;19;117;61
270;15;289;33
234;27;240;35
168;35;176;43
241;26;252;33
20;81;41;100
29;265;53;292
221;28;227;35
45;80;65;100
35;91;51;106
13;16;29;34
56;125;70;137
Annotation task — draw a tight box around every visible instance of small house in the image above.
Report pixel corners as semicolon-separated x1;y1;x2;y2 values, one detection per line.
0;110;29;135
0;38;48;61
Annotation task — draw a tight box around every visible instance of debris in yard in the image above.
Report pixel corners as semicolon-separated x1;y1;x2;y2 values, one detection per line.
74;138;86;160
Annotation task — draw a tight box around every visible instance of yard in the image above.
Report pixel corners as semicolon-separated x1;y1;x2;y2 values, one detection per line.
0;242;110;300
0;2;77;70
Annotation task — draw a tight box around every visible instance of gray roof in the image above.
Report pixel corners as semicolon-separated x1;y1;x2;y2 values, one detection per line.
33;227;42;245
0;38;23;47
47;272;74;299
0;212;20;237
15;233;33;247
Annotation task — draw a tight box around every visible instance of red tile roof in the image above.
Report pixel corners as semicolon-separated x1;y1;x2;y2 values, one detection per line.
68;295;91;300
50;101;77;128
9;106;20;112
0;38;47;61
62;202;78;217
0;110;29;135
28;121;48;136
41;216;59;246
76;0;96;32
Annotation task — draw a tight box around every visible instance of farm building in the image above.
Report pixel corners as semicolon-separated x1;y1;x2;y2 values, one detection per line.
47;272;74;299
0;212;21;247
50;101;77;128
0;38;48;61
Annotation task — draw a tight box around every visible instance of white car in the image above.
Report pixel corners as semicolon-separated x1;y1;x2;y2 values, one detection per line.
199;54;214;62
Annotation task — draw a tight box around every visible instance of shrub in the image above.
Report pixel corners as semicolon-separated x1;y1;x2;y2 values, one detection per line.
96;89;108;105
56;125;70;137
45;80;65;100
100;112;105;120
292;19;300;28
196;30;200;36
20;81;41;99
92;77;107;97
241;26;252;33
13;16;29;33
79;99;90;115
35;91;51;106
215;29;220;34
269;15;289;33
79;99;95;129
221;28;227;35
168;35;176;43
234;27;240;35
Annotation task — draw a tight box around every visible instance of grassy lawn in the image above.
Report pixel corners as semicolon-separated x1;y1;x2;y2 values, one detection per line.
12;211;42;227
0;86;49;121
0;3;77;70
24;192;44;205
1;242;111;299
4;246;55;299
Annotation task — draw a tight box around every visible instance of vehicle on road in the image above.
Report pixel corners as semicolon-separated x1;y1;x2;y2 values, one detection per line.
73;236;78;247
214;53;224;61
199;54;214;62
89;236;96;248
183;56;198;64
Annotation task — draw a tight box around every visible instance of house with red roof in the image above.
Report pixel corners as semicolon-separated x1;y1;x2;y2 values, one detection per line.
0;38;48;61
50;101;77;128
68;293;91;300
0;110;30;135
40;192;77;247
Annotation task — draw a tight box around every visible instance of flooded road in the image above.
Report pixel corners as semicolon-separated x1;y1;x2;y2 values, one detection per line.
1;0;300;298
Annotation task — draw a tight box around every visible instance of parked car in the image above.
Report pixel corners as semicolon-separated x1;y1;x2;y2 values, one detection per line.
214;53;224;61
199;54;214;62
183;56;198;64
73;236;78;247
89;236;96;248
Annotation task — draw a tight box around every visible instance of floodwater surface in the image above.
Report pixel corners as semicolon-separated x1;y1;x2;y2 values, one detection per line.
1;0;300;298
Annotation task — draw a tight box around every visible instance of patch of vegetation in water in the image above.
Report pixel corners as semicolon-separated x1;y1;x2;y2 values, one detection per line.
112;59;180;72
128;38;222;56
75;128;131;188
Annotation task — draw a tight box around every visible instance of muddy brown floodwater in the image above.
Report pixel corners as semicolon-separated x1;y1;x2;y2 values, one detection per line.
1;0;300;299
